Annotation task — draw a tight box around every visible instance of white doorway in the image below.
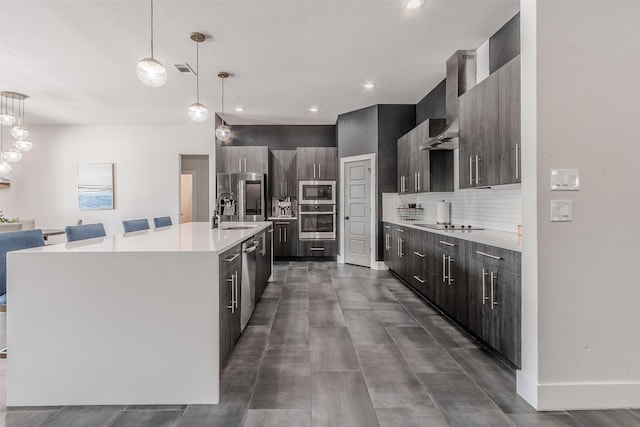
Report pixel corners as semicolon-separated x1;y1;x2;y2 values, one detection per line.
180;173;194;223
180;155;210;223
339;154;376;268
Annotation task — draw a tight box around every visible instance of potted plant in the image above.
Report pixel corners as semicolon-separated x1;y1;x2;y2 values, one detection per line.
0;211;21;232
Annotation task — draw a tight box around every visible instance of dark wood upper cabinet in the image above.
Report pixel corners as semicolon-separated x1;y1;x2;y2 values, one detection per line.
269;150;297;198
477;71;499;187
459;55;521;188
458;86;478;189
498;55;521;184
297;147;337;180
397;118;452;194
218;146;269;174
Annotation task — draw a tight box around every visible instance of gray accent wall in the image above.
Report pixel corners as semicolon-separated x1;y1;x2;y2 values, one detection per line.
416;79;446;125
337;104;415;262
218;124;336;149
490;12;520;74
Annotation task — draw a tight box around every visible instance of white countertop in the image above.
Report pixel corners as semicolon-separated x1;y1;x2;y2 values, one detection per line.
383;219;522;252
20;222;272;254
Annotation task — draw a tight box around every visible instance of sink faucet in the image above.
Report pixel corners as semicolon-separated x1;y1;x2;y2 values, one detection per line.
214;191;237;228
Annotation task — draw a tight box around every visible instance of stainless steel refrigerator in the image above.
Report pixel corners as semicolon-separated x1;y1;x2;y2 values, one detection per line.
216;173;266;222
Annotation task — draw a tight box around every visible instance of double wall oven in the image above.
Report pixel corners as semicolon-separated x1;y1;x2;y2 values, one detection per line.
298;180;336;240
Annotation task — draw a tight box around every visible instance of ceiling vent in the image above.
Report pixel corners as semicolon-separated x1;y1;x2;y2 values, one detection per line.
174;63;196;74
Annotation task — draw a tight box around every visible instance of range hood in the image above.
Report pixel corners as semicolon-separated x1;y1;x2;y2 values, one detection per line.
421;50;476;150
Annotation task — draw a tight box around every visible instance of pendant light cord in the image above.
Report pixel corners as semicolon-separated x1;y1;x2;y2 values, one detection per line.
150;0;154;58
221;77;225;125
196;42;200;103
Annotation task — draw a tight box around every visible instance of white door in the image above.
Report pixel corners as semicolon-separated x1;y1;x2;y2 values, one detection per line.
180;173;193;223
344;159;371;267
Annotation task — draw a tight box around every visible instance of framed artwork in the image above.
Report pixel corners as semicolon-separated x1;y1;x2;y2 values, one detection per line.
78;163;114;210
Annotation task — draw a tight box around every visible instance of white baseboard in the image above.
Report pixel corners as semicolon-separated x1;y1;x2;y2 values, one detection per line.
337;254;344;264
517;372;640;410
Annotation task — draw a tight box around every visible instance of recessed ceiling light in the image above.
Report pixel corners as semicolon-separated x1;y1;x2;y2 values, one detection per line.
234;106;244;112
403;0;425;10
309;106;319;113
363;82;376;89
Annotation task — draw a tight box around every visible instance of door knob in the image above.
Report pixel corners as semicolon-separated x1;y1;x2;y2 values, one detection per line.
344;216;349;220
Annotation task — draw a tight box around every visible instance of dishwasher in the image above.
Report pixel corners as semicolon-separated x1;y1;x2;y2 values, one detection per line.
240;238;259;331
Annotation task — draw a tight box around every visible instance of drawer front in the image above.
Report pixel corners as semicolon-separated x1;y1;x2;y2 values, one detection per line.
219;244;242;273
298;240;337;257
467;242;521;273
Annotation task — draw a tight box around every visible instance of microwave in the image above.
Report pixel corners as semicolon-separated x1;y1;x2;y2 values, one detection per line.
299;180;336;205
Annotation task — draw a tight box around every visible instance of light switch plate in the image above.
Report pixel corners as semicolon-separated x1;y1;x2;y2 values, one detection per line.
551;200;573;222
550;169;579;191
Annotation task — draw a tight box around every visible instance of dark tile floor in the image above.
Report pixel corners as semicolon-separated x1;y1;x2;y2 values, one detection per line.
1;261;639;426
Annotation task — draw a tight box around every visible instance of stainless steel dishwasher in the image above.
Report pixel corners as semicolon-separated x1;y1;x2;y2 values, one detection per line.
240;238;259;331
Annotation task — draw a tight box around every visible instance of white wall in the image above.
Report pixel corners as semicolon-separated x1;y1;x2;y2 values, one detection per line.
518;0;640;410
0;124;215;237
181;155;210;222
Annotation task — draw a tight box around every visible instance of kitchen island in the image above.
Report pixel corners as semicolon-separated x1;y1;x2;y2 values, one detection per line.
6;222;271;407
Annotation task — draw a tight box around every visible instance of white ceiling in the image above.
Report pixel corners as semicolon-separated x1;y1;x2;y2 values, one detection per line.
0;0;519;126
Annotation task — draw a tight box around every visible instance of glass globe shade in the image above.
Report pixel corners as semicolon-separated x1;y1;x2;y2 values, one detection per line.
0;113;16;127
188;103;209;122
215;124;231;141
14;139;33;152
136;57;167;87
0;160;11;175
11;126;28;140
3;148;22;162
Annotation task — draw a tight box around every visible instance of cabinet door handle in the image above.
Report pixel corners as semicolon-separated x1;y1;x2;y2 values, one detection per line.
399;238;404;257
515;143;520;180
234;272;239;309
469;157;473;185
490;271;497;309
384;225;391;229
475;155;480;184
275;222;290;225
482;268;488;305
318;164;321;178
267;229;274;233
284;228;287;243
279;228;282;242
442;254;447;283
285;182;288;195
239;158;242;172
396;229;404;233
227;276;234;312
310;247;325;251
439;240;456;247
313;164;316;178
244;158;247;172
413;275;425;284
448;256;454;285
476;250;502;260
225;253;240;262
397;238;400;257
413;251;424;258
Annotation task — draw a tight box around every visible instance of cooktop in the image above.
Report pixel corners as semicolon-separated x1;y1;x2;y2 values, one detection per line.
415;223;485;231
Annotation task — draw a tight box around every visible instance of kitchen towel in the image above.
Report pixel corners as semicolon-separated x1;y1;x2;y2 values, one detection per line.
437;201;451;224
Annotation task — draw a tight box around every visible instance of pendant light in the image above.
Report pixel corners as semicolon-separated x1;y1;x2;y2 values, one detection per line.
0;95;16;127
215;72;231;141
10;96;28;141
136;0;167;87
0;121;11;175
187;32;208;122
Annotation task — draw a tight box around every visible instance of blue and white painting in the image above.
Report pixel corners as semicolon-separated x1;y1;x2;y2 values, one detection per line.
78;163;114;210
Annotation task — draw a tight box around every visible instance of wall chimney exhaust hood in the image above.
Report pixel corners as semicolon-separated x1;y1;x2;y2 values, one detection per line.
421;50;476;150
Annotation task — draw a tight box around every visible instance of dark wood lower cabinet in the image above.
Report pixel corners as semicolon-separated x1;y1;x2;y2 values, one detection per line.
273;220;297;258
298;240;337;257
219;244;242;370
383;222;521;368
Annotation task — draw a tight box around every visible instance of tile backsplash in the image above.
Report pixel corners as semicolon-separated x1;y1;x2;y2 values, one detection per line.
383;149;521;233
